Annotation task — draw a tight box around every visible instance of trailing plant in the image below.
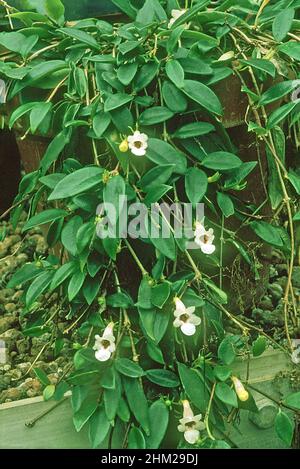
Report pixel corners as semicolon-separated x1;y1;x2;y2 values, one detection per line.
0;0;300;449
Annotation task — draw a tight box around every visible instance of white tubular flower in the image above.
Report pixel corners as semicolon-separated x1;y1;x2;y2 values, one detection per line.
194;221;216;255
173;297;201;336
178;400;205;444
93;322;115;362
168;9;187;28
231;376;249;402
127;130;148;156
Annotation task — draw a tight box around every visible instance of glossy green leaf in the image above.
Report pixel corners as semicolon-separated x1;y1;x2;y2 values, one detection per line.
26;270;54;307
128;427;146;449
273;8;295;42
202;152;242;171
88;406;110;449
217;192;234;218
49;167;103;200
123;377;150;435
115;358;144;378
146;369;180;388
174;122;214;139
145;400;169;449
68;271;86;301
185;167;208;206
59;27;98;48
139;106;174;125
259;80;300;106
182;79;223;115
147;138;187;174
275;411;294;447
22;209;68;232
216;382;238;408
166;60;185;89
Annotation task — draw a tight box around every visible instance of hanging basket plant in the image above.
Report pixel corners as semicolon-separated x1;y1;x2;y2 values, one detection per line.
0;0;300;450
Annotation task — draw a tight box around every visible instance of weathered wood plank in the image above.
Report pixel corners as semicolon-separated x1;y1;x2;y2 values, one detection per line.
0;396;89;449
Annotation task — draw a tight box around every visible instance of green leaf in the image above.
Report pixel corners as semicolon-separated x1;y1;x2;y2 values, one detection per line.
266;127;285;210
185;168;208;206
117;63;138;86
145;400;169;449
39;173;65;189
151;283;170;309
104;93;134;112
111;0;137;19
128;427;146;449
147;138;187;175
26;270;54;307
61;216;83;257
203;279;228;304
40;131;70;174
134;62;159;92
103;174;126;216
7;263;42;288
123;377;150;435
278;41;300;60
73;395;98;432
288;170;300;195
139;165;174;191
93;111;111;138
202;152;242;171
88;406;110;449
136;0;167;24
252;336;267;357
139;106;174;125
239;59;276;78
50;262;77;291
272;8;295;42
83;276;101;306
217;192;234;218
162;81;188;112
43;384;56;401
104;378;121;421
9;102;39;129
144;185;172;206
275;411;294;447
166;60;185;89
173;122;214;139
106;291;133;308
148;215;176;261
250;221;284;247
259;80;300;106
215;382;238;408
146;369;179;388
182;79;223;115
293;211;300;221
115;359;144;378
49;167;103;200
178;363;208;412
213;365;232;382
218;336;236;365
33;367;51;386
267;100;300;130
43;0;65;24
10;60;67;98
172;0;210;27
283;391;300;410
22;209;68;232
68;271;86;301
59;27;98;48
